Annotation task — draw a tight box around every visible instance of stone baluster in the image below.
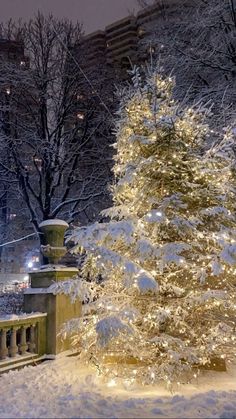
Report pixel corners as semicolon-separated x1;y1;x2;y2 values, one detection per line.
0;329;8;360
28;324;36;353
18;326;28;355
8;327;18;357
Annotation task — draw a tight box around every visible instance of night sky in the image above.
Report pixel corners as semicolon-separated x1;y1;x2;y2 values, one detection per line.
0;0;140;33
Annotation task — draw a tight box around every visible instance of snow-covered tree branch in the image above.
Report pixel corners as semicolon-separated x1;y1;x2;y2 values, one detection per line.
0;13;114;233
137;0;236;128
64;66;236;386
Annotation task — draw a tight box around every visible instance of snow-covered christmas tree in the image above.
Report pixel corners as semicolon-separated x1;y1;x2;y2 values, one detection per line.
68;67;236;385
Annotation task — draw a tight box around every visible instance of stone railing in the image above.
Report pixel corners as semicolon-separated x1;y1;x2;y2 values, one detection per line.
0;219;81;373
0;313;47;363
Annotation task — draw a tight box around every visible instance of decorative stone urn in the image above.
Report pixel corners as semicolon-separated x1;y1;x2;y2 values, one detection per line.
24;218;81;355
39;219;69;265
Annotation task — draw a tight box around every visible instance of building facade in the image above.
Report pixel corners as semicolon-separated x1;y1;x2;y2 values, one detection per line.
76;2;183;78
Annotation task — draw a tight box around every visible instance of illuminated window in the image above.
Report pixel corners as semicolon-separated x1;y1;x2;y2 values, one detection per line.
77;112;85;120
147;46;155;54
33;158;42;170
138;28;145;36
9;213;16;220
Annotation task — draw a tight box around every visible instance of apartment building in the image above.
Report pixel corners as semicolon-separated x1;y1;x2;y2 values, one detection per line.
0;39;28;64
105;15;138;78
76;1;192;77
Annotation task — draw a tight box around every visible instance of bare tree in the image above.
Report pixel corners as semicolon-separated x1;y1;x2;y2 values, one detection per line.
137;0;236;127
0;13;115;237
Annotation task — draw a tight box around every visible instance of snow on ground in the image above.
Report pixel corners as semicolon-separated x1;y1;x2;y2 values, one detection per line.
0;355;236;418
0;290;24;316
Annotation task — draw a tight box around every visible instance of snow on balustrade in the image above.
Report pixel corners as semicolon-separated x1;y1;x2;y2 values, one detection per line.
0;313;47;362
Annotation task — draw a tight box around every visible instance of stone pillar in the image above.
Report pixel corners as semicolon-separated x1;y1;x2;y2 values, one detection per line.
19;326;28;355
24;219;81;355
0;329;8;360
9;328;18;357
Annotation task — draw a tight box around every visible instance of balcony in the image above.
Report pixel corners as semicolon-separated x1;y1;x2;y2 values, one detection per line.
105;17;137;39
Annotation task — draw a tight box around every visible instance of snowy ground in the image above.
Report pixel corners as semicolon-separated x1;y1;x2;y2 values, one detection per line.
0;289;24;316
0;355;235;418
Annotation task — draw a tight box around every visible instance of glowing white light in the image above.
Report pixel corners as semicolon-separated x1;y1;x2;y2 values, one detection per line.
27;261;33;268
107;379;116;387
77;112;84;120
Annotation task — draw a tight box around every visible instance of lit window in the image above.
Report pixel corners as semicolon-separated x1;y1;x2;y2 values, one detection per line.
148;46;155;54
33;158;42;169
9;213;16;220
138;28;145;36
77;112;84;120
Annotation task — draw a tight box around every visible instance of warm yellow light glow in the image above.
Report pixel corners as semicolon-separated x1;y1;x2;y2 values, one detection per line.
71;67;236;387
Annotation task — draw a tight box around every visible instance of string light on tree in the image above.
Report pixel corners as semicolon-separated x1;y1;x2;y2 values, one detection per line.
68;66;236;386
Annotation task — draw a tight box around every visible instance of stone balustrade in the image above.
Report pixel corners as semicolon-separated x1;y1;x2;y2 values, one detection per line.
0;313;47;363
0;219;81;374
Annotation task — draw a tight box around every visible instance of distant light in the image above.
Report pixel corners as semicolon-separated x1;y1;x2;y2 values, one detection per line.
23;275;29;281
77;112;84;120
27;261;33;268
6;87;11;95
9;213;17;220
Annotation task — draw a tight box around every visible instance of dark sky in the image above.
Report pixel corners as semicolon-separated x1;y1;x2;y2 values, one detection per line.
0;0;140;33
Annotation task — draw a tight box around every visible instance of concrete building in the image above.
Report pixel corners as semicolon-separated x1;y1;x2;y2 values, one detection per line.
73;3;171;79
78;30;107;71
105;15;138;79
0;39;28;64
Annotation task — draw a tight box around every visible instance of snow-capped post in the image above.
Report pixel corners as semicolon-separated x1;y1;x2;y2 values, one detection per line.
24;219;81;355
